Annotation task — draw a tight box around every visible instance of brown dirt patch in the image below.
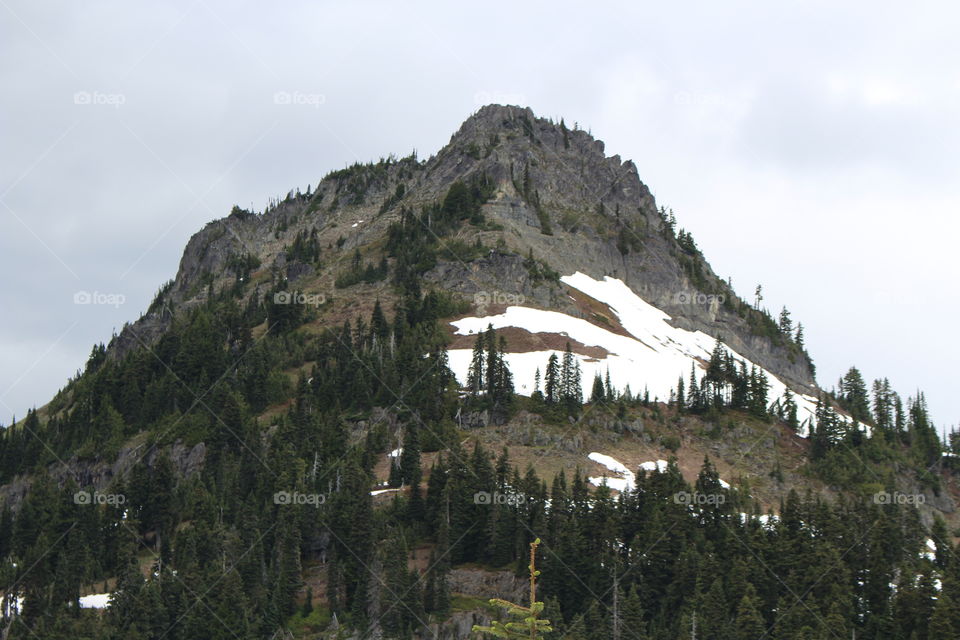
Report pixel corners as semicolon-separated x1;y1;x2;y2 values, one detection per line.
447;325;613;359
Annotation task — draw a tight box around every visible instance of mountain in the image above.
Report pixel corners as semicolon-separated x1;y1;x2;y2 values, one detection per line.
2;105;957;639
114;105;815;396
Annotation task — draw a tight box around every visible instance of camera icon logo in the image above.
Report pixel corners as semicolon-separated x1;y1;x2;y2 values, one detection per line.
274;291;292;305
474;491;492;505
73;491;91;505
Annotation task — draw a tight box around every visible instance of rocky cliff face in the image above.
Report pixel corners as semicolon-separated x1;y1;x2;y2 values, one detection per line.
109;104;815;394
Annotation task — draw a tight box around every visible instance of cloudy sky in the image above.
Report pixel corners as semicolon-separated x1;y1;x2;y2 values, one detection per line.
2;1;958;430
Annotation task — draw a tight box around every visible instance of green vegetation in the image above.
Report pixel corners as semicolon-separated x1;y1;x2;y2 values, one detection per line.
334;249;388;288
386;176;495;292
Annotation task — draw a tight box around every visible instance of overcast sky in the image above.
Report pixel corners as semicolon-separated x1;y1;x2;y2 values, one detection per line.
2;1;958;431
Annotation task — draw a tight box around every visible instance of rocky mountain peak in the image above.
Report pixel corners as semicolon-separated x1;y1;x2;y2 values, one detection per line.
427;105;651;228
105;105;816;396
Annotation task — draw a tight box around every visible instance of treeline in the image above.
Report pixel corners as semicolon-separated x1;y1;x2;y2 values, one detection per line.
669;340;773;421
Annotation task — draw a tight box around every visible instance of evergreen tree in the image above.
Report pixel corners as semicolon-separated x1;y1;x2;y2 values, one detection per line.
840;366;872;422
734;584;766;640
544;354;560;404
559;342;582;411
778;306;793;335
467;332;486;395
590;374;606;404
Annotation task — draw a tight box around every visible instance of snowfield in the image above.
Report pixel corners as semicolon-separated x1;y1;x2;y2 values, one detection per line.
639;460;669;473
448;272;823;434
587;453;684;493
588;452;636;492
79;593;111;609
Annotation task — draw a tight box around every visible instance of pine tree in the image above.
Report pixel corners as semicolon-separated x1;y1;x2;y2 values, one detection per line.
590;374;605;404
778;306;793;335
399;424;422;486
560;342;582;410
780;388;799;430
467;332;486;395
748;366;769;418
872;377;894;436
544;354;560;404
486;324;500;398
532;367;543;402
734;584;766;640
687;363;701;413
840;366;872;422
928;591;956;637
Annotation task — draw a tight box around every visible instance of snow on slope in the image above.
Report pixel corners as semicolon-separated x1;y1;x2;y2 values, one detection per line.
588;452;635;492
588;453;730;493
639;460;669;473
447;272;822;434
79;593;111;609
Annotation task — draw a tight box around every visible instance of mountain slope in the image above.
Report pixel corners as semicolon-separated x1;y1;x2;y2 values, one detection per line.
2;105;957;640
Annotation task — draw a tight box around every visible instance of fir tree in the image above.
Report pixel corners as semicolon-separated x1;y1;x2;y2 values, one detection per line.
590;374;606;404
544;354;560;404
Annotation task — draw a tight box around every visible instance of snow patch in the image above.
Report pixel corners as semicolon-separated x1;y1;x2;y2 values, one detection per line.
588;452;635;492
79;593;111;609
448;272;825;435
587;454;673;493
638;460;669;473
589;452;632;476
